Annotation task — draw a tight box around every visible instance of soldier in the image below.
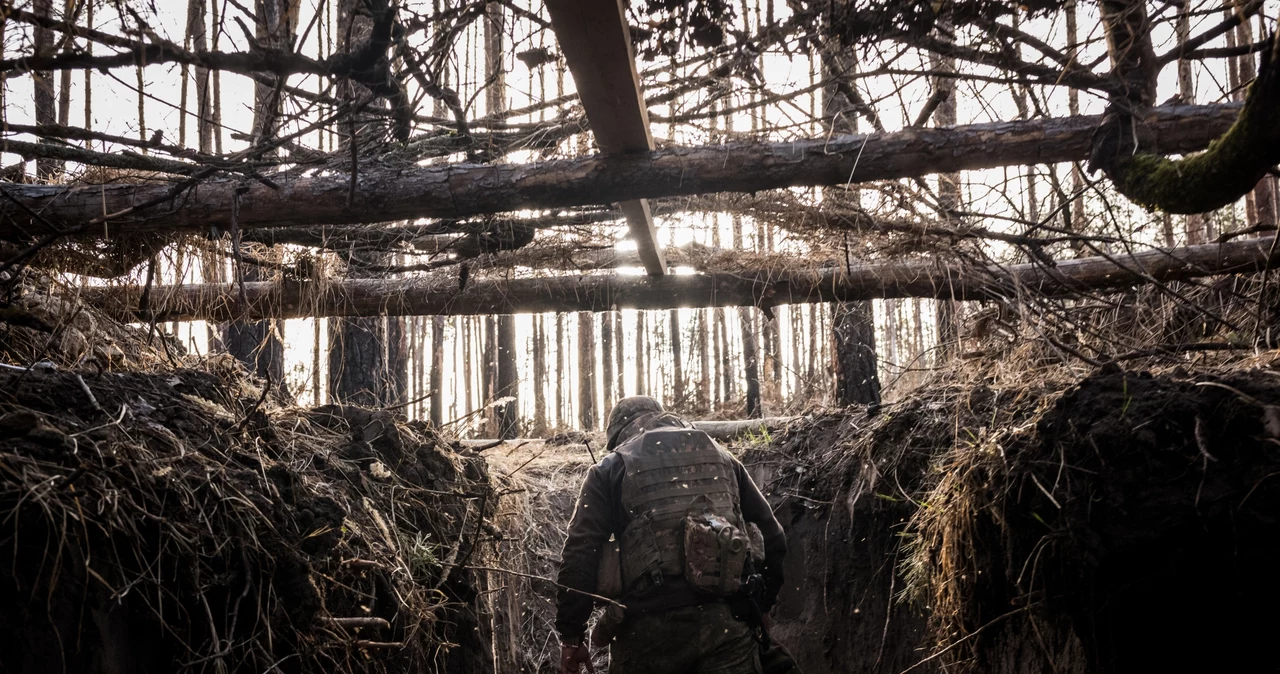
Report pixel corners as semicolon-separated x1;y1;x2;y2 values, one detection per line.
556;396;788;674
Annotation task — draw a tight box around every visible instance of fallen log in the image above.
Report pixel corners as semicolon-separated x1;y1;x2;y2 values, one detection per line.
74;237;1280;320
0;103;1240;242
457;418;797;448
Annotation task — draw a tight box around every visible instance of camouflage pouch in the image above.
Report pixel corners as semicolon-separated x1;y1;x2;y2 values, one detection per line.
683;502;749;596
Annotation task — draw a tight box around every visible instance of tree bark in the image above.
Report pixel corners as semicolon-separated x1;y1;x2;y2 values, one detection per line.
697;309;711;413
1091;3;1280;215
601;310;615;414
577;312;596;430
496;314;518;439
532;315;547;434
634;311;647;396
222;0;288;393
1175;0;1207;244
328;313;384;407
0;104;1243;242
613;311;625;402
32;0;58;181
823;44;881;407
483;316;497;432
669;309;684;406
88;238;1280;322
430;316;445;425
739;307;761;418
555;313;565;428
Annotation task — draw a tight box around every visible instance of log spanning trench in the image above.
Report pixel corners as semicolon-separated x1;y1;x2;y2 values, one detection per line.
0;103;1240;241
78;237;1280;321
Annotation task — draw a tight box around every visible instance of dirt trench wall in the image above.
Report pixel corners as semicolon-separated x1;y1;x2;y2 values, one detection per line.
473;364;1280;674
0;367;502;674
755;364;1280;674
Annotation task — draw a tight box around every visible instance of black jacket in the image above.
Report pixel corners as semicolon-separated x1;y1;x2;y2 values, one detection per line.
554;419;787;643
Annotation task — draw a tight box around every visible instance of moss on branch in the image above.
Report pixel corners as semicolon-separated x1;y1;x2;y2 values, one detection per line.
1095;31;1280;215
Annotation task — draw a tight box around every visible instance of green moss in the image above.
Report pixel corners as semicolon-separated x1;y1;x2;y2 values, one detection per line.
1106;34;1280;214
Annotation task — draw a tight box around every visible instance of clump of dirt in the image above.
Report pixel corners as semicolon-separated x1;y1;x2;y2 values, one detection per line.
0;365;499;674
0;272;188;371
758;362;1280;674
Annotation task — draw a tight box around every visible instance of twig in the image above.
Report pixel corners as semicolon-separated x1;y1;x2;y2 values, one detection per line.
233;372;273;435
466;565;627;609
74;373;104;414
328;617;391;630
897;605;1032;674
383;389;436;412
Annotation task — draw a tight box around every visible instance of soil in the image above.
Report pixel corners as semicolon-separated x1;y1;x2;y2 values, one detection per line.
754;363;1280;674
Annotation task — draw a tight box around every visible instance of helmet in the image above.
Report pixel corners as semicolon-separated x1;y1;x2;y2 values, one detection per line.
605;396;665;451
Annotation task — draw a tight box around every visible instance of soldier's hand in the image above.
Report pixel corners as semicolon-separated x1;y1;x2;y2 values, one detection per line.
560;642;594;674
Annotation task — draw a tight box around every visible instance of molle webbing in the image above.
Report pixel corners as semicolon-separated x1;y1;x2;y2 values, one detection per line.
616;429;741;590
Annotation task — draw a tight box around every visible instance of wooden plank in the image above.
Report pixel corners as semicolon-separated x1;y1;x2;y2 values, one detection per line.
545;0;666;276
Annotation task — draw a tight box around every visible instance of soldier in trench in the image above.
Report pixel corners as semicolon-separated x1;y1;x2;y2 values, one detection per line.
555;396;794;674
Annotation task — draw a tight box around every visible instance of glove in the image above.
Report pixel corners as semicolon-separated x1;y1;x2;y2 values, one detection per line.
560;642;595;674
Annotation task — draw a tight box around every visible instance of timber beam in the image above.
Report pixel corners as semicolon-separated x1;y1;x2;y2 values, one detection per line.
75;237;1279;321
0;103;1240;243
546;0;666;275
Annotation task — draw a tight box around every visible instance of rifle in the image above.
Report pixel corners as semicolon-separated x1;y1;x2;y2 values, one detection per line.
730;559;772;652
732;560;803;674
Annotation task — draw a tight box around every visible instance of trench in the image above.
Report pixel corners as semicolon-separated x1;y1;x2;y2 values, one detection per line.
4;303;1280;674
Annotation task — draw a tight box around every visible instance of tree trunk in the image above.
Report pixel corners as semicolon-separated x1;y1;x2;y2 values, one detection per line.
601;310;615;414
823;45;881;407
613;312;625;402
533;315;547;434
188;0;213;155
1175;0;1207;244
577;312;596;430
932;21;962;355
224;268;287;393
430;316;444;426
496;315;518;439
0;105;1244;241
806;304;818;400
328;314;384;407
1235;11;1277;231
483;316;497;432
32;0;58;181
555;313;565;428
634;311;647;396
669;309;684;407
386;313;408;407
462;318;474;419
698;309;711;413
832;300;881;405
713;307;724;408
739;307;761;418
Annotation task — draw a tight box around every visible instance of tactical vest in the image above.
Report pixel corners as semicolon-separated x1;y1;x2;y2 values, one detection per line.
614;427;744;595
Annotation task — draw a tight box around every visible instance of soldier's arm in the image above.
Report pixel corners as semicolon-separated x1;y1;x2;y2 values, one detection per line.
554;457;620;644
734;458;787;610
